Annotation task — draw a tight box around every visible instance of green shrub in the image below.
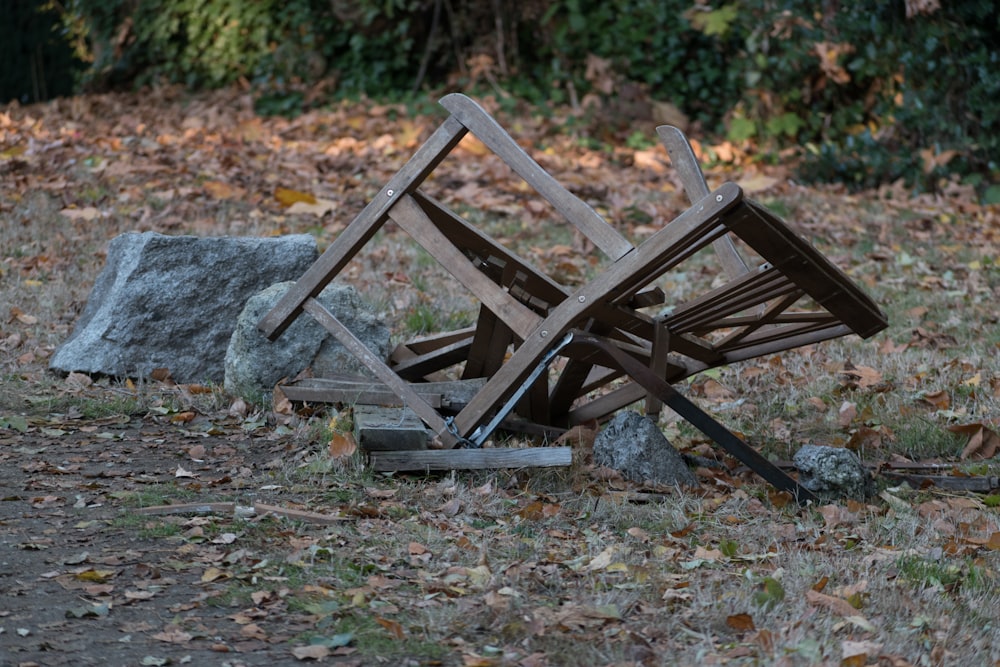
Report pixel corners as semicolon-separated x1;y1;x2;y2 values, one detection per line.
33;1;1000;196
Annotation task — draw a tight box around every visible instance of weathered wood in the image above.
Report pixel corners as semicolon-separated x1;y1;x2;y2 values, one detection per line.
657;124;750;280
278;377;488;409
354;406;430;451
392;339;474;381
258;115;468;340
389;194;543;340
449;184;744;438
441;93;634;261
369;447;573;471
302;298;457;447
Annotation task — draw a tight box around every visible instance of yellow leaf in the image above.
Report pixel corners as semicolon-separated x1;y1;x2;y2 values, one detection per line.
201;567;229;583
274;187;317;207
75;569;115;583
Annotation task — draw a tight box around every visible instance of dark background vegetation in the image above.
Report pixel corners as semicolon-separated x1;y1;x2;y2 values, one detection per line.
5;0;999;199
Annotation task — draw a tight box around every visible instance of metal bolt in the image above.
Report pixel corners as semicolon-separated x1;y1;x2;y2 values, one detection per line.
387;189;395;197
540;330;549;338
716;194;723;202
578;296;586;303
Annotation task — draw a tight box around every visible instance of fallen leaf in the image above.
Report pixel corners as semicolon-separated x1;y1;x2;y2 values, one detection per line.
328;430;357;459
287;198;336;217
375;616;406;639
726;613;756;631
60;206;101;221
950;423;1000;460
805;589;857;616
292;644;330;660
275;187;317;207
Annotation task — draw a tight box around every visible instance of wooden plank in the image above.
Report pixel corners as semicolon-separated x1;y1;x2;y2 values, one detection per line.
302;298;456;447
657;124;750;280
281;383;443;408
355;406;429;451
393;339;474;380
440;93;634;261
388;194;543;340
398;327;476;355
369;447;572;471
279;377;487;409
462;306;513;378
645;319;671;417
258;115;468;340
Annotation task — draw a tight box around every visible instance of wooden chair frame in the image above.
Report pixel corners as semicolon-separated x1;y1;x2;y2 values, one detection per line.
258;94;888;502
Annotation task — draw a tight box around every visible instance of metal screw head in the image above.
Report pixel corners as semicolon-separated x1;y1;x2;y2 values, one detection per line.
540;330;549;338
716;194;723;202
578;296;586;303
387;189;395;197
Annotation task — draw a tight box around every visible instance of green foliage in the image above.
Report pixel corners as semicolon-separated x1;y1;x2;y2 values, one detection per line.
37;1;1000;195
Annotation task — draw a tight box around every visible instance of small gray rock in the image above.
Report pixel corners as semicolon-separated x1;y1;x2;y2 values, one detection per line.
793;444;872;500
224;281;390;400
593;411;698;488
49;232;318;383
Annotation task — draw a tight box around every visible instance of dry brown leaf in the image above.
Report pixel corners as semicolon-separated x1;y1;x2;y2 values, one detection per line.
950;423;1000;460
805;589;857;617
919;390;951;411
838;401;857;428
726;613;755;632
328;430;357;459
375;616;406;639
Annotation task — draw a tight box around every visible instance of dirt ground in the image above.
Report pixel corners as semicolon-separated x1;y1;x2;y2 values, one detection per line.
0;411;345;667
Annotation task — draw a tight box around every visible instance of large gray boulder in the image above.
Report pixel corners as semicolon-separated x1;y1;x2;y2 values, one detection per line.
49;232;318;383
225;281;391;400
793;444;872;500
594;411;698;488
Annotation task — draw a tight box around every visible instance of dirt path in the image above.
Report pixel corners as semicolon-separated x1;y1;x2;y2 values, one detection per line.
1;416;340;667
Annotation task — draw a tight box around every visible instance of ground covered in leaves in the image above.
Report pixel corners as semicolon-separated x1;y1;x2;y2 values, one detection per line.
3;87;1000;666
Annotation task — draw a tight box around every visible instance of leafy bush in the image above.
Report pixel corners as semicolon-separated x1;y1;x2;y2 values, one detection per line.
25;0;1000;195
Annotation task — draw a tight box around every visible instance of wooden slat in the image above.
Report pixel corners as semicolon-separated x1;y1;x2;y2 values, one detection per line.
393;339;473;380
462;306;513;378
369;447;572;471
657;124;750;280
302;298;456;447
728;200;888;338
440;93;634;261
665;266;794;333
389;194;543;340
258;115;468;339
399;327;476;355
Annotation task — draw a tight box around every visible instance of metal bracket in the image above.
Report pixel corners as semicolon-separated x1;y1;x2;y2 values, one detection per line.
463;332;575;448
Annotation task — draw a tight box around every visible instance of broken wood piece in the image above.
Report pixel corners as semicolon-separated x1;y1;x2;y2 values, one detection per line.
369;447;572;471
354;405;431;451
253;503;352;524
135;502;239;516
279;376;486;410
